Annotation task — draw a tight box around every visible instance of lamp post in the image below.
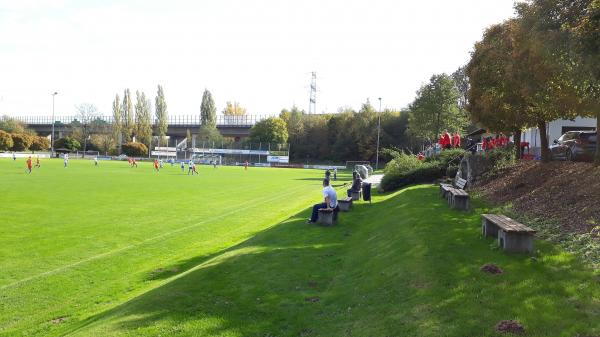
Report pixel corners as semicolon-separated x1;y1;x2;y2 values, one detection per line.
375;97;382;171
51;92;58;155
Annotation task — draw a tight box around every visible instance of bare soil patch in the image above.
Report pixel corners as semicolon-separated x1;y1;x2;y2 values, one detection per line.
480;263;503;274
475;161;600;234
495;320;525;334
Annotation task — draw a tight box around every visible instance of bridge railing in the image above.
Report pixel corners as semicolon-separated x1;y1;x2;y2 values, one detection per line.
11;115;271;127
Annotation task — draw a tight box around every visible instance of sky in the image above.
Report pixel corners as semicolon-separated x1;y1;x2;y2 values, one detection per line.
0;0;516;117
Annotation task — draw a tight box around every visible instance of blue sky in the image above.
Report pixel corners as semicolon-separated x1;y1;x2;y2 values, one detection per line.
0;0;516;117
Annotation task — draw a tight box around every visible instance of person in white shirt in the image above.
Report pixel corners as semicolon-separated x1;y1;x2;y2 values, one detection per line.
63;153;69;168
307;179;338;224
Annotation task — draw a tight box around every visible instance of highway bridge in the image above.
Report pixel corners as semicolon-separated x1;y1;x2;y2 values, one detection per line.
15;115;270;147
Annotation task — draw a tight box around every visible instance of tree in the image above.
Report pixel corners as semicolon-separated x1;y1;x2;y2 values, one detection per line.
511;2;583;162
155;85;168;146
11;133;34;151
0;116;27;134
200;89;217;127
222;101;247;116
54;137;81;151
186;129;192;148
467;21;530;159
135;91;152;148
112;93;122;151
408;74;468;141
30;136;50;152
570;0;600;162
122;89;134;142
122;142;148;157
452;66;469;111
0;130;14;150
73;103;100;152
199;89;221;142
248;117;288;145
91;134;115;155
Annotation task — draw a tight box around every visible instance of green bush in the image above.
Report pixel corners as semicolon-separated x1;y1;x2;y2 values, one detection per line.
380;162;444;192
55;137;81;151
446;165;459;178
424;148;467;168
0;130;13;151
381;148;467;192
10;133;34;151
383;152;422;176
122;142;148;157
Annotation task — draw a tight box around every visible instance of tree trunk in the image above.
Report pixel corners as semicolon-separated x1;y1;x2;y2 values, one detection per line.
595;113;600;165
538;120;550;163
514;129;522;160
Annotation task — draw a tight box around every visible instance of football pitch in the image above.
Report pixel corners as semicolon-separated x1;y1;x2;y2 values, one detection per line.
0;158;337;336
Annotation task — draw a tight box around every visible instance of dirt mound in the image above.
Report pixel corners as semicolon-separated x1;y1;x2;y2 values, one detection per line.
480;263;503;274
475;161;600;234
495;320;525;334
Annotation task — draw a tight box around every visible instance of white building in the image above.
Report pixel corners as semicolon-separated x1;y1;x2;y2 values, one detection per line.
521;116;596;155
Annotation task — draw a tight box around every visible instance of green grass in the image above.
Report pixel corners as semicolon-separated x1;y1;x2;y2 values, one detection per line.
0;158;598;337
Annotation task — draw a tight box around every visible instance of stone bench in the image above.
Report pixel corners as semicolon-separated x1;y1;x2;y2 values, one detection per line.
439;175;467;199
481;214;536;254
338;197;353;212
317;207;339;226
350;190;361;202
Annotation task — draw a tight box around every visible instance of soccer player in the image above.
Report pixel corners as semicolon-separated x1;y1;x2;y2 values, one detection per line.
213;160;217;169
180;160;185;172
333;167;337;181
188;159;194;175
159;159;164;169
244;160;248;170
154;159;160;172
12;152;16;161
35;156;41;168
26;156;32;174
192;162;199;175
94;157;99;166
132;158;138;167
63;153;69;168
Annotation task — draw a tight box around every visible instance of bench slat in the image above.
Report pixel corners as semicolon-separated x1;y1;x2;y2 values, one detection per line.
481;214;536;233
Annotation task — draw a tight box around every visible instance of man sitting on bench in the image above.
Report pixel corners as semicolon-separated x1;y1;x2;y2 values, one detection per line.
307;178;338;224
347;171;362;197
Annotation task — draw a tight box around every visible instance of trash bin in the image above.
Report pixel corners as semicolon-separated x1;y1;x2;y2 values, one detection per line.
362;182;372;202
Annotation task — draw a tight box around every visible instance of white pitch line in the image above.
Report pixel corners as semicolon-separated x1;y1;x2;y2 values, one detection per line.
0;184;309;291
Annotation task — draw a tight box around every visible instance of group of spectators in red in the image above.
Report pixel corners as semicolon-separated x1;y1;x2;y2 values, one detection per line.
438;130;461;149
481;134;510;151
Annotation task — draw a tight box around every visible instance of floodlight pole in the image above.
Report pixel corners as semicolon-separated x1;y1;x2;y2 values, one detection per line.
375;97;382;170
51;92;58;155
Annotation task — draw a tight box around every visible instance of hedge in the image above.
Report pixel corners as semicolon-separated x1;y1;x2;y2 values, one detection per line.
122;142;148;157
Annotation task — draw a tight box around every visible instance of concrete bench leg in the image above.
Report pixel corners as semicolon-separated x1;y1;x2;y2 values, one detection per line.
338;202;351;212
317;211;334;226
498;230;534;254
482;219;499;238
453;196;469;211
351;191;361;202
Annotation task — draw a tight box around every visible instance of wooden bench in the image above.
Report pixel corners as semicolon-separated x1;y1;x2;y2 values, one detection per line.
447;187;469;211
338;197;353;212
440;175;467;198
317;207;339;226
481;214;536;253
440;174;469;210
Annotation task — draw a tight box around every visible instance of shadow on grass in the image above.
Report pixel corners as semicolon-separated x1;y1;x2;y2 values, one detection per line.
65;186;600;337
